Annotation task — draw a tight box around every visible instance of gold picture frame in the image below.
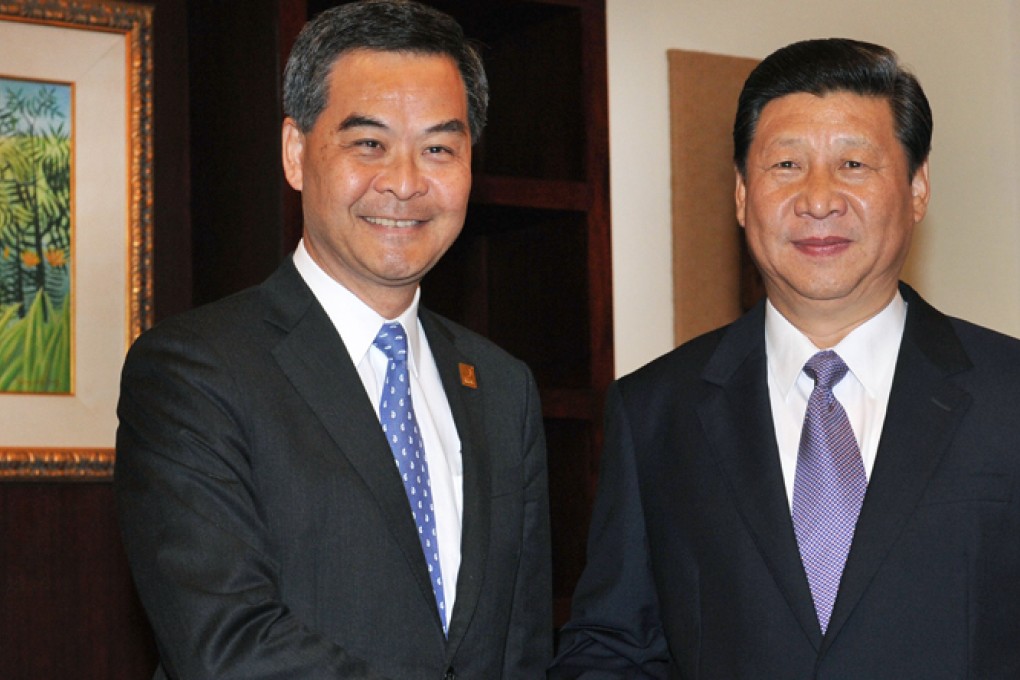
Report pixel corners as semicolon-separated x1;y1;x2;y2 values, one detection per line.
0;0;153;480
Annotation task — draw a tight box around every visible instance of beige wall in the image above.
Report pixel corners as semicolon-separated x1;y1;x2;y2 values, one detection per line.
608;0;1020;376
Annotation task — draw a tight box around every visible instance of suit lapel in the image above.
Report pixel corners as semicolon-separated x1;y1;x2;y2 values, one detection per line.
697;304;823;648
420;311;492;655
697;287;975;649
261;262;443;627
823;284;973;645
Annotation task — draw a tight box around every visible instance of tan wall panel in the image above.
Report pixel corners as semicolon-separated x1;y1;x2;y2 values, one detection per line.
669;49;759;346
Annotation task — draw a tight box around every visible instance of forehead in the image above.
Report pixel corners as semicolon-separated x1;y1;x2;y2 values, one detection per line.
753;91;898;149
324;49;467;110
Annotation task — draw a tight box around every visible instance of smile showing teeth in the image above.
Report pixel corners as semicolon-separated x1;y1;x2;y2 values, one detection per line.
364;216;421;228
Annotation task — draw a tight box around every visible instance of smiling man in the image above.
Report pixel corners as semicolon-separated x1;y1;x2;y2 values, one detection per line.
550;38;1020;679
114;2;551;678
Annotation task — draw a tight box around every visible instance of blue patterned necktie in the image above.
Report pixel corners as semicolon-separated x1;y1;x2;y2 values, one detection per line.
791;350;868;635
373;322;447;635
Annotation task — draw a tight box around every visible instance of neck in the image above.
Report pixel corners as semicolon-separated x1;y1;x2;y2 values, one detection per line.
300;241;418;320
360;287;417;321
771;289;898;349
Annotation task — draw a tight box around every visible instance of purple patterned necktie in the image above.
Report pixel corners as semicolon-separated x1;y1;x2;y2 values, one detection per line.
792;350;867;634
373;322;447;635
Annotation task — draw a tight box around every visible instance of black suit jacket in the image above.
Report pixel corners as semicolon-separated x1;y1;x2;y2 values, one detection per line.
115;259;552;679
550;284;1020;679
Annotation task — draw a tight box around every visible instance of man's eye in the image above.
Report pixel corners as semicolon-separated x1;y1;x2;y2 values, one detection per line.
354;139;382;149
774;160;797;169
845;160;863;169
425;145;452;155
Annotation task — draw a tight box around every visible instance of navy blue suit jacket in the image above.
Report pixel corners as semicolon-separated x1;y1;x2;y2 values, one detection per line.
551;284;1020;679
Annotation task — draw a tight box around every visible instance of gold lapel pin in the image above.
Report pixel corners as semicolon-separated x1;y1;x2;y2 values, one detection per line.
458;362;478;389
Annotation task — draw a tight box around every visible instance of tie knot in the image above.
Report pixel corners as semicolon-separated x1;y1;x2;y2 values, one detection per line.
804;350;849;391
373;321;409;362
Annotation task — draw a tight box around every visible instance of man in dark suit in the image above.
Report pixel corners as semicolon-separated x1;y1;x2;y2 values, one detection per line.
115;2;551;678
549;38;1020;679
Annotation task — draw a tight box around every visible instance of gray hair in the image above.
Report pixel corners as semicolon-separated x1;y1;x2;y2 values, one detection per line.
283;0;488;143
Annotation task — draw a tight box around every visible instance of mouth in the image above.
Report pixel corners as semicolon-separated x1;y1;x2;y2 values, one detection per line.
793;236;851;255
363;216;424;229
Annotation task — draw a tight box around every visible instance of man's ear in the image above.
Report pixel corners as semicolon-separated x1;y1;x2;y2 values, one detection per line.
911;160;931;224
734;167;748;228
281;117;305;192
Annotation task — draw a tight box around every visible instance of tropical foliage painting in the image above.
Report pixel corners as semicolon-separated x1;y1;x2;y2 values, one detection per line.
0;77;72;394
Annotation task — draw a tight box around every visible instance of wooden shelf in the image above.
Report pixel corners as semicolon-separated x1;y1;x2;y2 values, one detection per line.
471;175;591;212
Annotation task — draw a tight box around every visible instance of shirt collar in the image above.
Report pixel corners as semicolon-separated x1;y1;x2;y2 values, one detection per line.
765;291;907;400
292;239;423;376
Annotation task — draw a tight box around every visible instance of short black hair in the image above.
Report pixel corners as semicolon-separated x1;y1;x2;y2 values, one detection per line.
733;38;932;180
283;0;488;143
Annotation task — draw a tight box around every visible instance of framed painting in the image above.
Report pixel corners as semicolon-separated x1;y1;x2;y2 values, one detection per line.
0;0;153;479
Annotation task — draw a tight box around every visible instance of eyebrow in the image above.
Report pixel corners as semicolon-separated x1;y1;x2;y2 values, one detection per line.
336;114;468;136
338;114;386;132
426;119;468;136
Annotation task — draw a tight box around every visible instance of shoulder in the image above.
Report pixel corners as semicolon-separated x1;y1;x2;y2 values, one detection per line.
129;286;264;357
948;317;1020;390
616;307;762;403
901;284;1020;379
420;308;532;378
123;271;309;390
129;261;313;361
628;326;726;381
950;317;1020;357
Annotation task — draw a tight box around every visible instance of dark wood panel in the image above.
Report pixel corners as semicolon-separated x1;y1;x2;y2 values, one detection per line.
150;0;195;322
188;0;289;306
0;484;156;678
472;175;591;211
579;0;614;397
470;4;585;181
279;0;309;253
545;418;596;617
539;387;598;420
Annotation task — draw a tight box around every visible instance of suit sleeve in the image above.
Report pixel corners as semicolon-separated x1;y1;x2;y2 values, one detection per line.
114;322;390;680
502;367;554;677
548;381;671;679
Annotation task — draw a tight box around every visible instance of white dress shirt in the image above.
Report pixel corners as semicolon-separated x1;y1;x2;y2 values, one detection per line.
292;240;463;618
765;293;907;508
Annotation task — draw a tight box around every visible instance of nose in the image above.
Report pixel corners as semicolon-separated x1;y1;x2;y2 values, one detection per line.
373;153;428;200
794;168;848;219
